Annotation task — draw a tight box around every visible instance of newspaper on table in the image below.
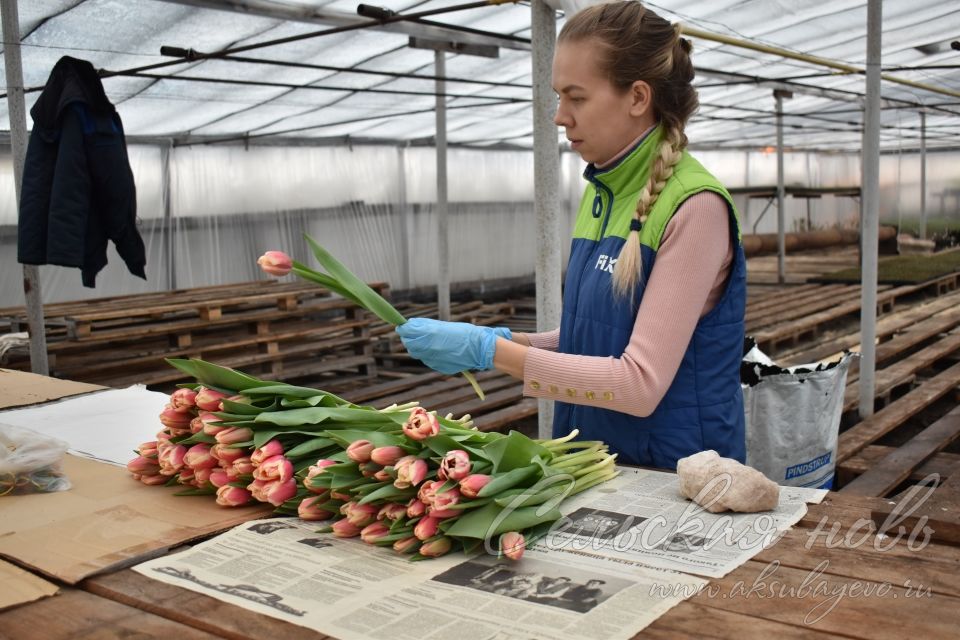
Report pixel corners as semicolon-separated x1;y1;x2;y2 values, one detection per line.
134;467;825;640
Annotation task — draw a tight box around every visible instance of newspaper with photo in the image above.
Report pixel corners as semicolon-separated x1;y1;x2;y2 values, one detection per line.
134;517;704;640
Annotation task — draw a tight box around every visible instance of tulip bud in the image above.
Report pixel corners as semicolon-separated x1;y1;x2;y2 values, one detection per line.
343;502;379;528
169;388;198;412
417;479;442;506
216;485;252;507
253;455;294;483
394;456;428;489
369;445;404;466
428;487;461;519
373;468;392;482
406;498;426;519
251;440;284;466
298;496;334;521
127;455;160;476
184;444;218;470
177;468;196;485
331;519;362;538
159;404;192;429
420;536;453;558
209;469;231;488
215;427;253;446
360;522;391;544
393;536;420;554
346;439;375;463
439;450;471;481
458;474;492;499
139;473;169;486
378;502;407;522
137;441;159;458
402;407;440;441
210;444;245;464
500;531;526;561
158;444;187;476
193;467;213;488
195;387;228;412
258;250;293;277
200;413;227;436
232;457;255;476
262;478;298;507
414;516;440;541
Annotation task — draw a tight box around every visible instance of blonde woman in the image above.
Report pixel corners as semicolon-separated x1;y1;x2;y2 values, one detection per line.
397;1;746;469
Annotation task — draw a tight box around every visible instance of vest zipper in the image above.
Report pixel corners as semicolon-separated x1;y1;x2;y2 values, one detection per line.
585;174;614;240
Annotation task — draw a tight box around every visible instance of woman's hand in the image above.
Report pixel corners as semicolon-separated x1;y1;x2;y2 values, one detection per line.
396;318;512;374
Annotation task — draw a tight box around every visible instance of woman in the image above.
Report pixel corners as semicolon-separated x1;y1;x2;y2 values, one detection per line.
397;1;745;469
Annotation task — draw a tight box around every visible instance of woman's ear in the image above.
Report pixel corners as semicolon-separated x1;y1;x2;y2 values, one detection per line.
629;80;653;117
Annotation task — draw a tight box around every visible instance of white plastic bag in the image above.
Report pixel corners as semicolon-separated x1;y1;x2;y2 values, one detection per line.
741;343;856;489
0;423;72;495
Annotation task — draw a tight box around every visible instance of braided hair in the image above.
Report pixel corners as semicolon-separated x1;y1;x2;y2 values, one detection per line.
560;2;698;297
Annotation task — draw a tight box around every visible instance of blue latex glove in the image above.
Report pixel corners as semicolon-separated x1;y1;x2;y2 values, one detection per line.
395;317;512;374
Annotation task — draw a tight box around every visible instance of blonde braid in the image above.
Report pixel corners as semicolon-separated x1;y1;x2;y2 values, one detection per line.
612;126;685;298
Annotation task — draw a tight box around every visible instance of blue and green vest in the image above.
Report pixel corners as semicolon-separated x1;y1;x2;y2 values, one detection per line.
555;125;746;469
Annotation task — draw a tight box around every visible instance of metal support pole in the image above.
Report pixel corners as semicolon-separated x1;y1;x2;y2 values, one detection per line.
2;0;48;375
859;0;882;419
161;141;176;290
397;145;412;290
531;0;562;439
775;90;787;284
919;110;927;240
434;50;450;321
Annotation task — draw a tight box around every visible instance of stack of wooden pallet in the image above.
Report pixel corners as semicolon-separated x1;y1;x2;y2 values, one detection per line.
0;280;387;389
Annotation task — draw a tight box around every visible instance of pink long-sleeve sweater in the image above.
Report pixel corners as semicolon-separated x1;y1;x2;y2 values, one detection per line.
518;189;734;417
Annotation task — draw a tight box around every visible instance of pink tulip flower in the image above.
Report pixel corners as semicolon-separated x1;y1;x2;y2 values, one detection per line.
414;516;440;541
178;468;196;485
257;251;293;277
193;467;214;488
184;444;218;470
378;502;407;522
428;487;461;518
139;474;169;486
298;496;334;521
406;498;427;519
169;388;198;413
369;445;405;466
373;468;392;482
216;485;252;507
200;413;227;436
195;387;228;412
500;531;526;561
158;444;187;476
331;519;362;538
360;522;391;544
439;450;471;481
232;457;255;476
402;407;440;441
127;455;160;476
159;404;192;429
253;454;294;483
251;440;284;465
343;502;379;528
209;468;231;488
420;537;453;558
346;439;375;463
263;478;298;506
393;536;420;554
417;479;442;506
459;474;492;499
137;441;158;458
215;427;253;446
394;456;428;489
210;444;245;464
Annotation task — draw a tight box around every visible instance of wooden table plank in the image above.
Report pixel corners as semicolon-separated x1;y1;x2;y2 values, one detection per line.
839;445;960;484
0;588;222;639
643;601;848;639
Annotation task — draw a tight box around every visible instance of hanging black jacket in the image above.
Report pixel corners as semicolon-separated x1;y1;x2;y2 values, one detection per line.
17;56;146;288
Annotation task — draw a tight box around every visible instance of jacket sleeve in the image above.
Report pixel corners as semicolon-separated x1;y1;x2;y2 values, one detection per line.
45;103;91;268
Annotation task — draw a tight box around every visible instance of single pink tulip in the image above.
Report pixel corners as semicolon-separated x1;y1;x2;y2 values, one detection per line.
193;467;214;488
439;450;471;481
139;473;169;486
306;459;338;480
262;478;298;506
127;455;160;476
184;444;217;470
378;502;407;522
232;457;255;476
178;468;196;485
417;479;442;506
414;516;440;541
209;469;231;488
159;404;192;429
156;431;173;443
254;455;294;483
195;387;228;412
360;522;391;544
420;537;453;558
137;441;159;458
158;444;187;476
189;416;204;434
500;531;526;561
369;445;405;466
298;496;334;521
257;250;293;277
210;444;245;464
393;536;420;554
346;439;375;463
459;474;492;499
406;498;426;519
331;519;362;538
373;468;392;482
343;502;379;528
394;456;428;489
216;485;252;507
402;407;440;441
251;440;284;465
215;427;253;446
429;487;461;519
169;388;198;413
200;413;227;436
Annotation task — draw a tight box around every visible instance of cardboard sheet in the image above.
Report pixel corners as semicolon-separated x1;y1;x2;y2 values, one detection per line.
0;559;59;611
0;385;169;466
0;454;272;584
0;369;103;410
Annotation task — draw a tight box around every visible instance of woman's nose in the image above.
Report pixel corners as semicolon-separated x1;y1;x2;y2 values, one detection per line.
554;105;570;127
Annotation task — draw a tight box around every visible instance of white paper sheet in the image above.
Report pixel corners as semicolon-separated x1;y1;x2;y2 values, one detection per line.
0;386;168;466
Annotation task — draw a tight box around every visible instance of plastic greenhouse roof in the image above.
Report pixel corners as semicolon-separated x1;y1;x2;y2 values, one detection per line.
1;0;959;152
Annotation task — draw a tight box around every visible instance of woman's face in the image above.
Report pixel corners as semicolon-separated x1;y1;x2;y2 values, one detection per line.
552;39;653;165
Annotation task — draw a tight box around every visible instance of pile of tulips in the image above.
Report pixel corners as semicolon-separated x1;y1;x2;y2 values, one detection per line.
127;359;618;560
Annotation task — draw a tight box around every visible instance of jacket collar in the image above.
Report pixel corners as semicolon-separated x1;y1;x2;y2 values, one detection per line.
583;123;663;194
